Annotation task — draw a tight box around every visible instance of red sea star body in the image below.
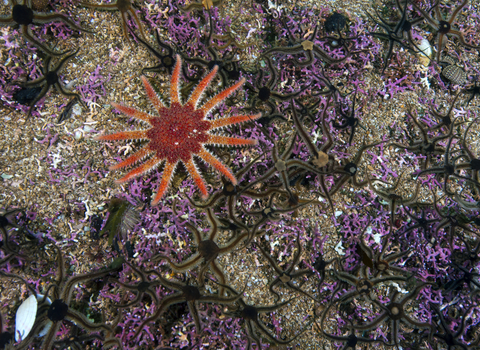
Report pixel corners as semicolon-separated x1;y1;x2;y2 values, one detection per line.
95;55;260;205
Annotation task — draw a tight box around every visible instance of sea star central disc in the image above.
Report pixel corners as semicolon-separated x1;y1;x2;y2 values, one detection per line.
147;103;210;163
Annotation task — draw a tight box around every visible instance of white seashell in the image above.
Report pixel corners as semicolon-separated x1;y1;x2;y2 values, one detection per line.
334;241;345;256
417;38;432;66
15;295;37;342
373;232;382;244
418;39;432;58
74;130;83;140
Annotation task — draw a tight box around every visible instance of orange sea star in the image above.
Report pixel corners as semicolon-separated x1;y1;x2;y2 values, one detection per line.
95;55;261;205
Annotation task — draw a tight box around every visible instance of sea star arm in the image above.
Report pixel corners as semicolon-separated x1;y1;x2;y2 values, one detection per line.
211;113;262;129
187;66;219;109
111;102;153;123
94;130;147;141
183;158;208;198
208;135;258;147
436;34;447;59
116;156;162;183
119;12;130;39
56;82;82;99
202;78;246;114
31;12;89;32
152;162;177;205
141;76;165;111
449;0;468;24
170;55;182;104
0;14;13;24
448;29;480;48
126;8;147;41
25;84;49;118
197;148;237;185
21;25;65;57
109;146;153;170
